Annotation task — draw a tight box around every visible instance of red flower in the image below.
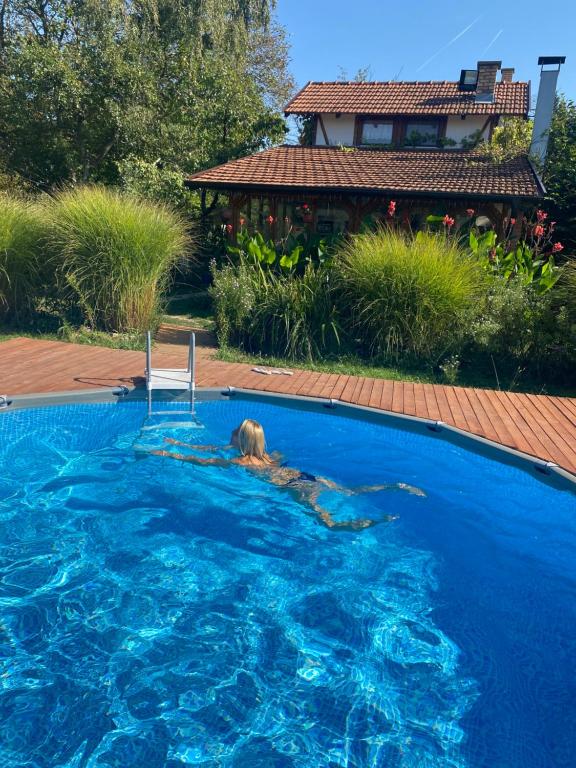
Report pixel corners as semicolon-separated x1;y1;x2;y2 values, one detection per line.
552;242;564;253
225;224;233;233
266;215;275;224
302;203;309;210
509;218;516;226
442;215;455;229
239;218;245;226
536;209;548;222
387;200;396;217
533;224;545;238
466;208;475;217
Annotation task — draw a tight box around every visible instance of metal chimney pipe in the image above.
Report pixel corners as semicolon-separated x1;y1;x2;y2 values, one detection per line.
530;56;566;166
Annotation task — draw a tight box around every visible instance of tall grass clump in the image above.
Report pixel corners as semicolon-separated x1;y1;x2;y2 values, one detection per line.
334;229;483;363
247;264;341;360
210;259;341;360
0;195;44;321
47;186;191;333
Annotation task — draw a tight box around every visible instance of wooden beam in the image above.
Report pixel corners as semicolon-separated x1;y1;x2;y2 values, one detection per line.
317;114;330;146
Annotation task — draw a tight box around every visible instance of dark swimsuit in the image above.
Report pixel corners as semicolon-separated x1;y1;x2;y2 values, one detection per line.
282;464;317;486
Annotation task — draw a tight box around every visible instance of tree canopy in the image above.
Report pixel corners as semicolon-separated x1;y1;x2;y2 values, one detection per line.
0;0;292;191
543;95;576;250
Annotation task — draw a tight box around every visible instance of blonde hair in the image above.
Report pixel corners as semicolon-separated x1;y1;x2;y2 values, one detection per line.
236;419;268;459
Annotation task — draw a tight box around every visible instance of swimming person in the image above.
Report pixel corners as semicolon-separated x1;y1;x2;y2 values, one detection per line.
151;418;425;531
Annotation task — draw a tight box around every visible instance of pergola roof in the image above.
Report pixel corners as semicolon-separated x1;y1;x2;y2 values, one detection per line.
186;146;544;201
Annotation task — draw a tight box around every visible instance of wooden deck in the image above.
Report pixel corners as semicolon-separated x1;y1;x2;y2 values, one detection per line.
2;334;576;475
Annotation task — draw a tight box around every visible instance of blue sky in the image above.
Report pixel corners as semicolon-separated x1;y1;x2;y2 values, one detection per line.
275;0;575;107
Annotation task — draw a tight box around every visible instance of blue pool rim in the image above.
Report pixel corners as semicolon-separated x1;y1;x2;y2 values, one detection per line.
1;385;575;492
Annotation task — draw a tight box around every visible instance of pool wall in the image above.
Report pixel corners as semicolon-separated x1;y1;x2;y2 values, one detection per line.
1;385;575;492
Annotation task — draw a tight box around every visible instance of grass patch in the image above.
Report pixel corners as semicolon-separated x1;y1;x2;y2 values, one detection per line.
0;326;146;351
163;288;215;331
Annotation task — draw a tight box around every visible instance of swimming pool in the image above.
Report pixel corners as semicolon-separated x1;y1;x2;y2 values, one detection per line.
0;397;574;767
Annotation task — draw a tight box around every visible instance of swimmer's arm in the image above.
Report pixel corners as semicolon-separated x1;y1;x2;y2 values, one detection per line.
151;450;230;467
164;438;221;452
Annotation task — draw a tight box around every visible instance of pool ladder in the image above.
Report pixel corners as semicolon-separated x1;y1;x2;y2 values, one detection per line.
145;330;196;417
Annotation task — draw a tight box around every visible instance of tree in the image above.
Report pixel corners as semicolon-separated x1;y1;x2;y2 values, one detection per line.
543;95;576;251
0;0;292;192
476;117;533;163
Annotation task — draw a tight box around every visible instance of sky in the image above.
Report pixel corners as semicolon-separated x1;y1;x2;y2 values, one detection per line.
275;0;575;109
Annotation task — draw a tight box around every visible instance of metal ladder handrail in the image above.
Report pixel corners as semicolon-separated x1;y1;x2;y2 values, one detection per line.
146;330;196;416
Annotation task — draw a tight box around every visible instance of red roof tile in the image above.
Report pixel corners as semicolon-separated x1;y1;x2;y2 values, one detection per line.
186;146;543;200
284;81;529;117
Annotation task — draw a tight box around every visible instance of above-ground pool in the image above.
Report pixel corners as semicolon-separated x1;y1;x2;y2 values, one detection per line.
0;397;575;767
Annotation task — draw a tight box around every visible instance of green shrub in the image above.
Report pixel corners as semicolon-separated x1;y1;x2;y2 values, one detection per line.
47;186;192;333
210;258;340;360
467;275;576;385
246;264;341;360
333;229;483;363
0;195;44;321
209;259;257;347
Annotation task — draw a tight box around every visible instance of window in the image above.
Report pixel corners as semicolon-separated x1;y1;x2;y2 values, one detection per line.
459;69;478;91
404;121;441;147
361;121;393;145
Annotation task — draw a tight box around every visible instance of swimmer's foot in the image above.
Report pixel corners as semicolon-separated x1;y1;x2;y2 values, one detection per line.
332;517;386;531
398;483;426;497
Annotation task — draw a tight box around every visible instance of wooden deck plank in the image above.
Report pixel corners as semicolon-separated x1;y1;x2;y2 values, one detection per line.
412;384;429;421
402;381;416;416
452;387;486;437
2;337;576;476
391;380;404;414
379;380;395;412
502;393;576;468
421;383;442;421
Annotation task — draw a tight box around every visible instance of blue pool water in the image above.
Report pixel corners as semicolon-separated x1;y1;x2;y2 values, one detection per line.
0;399;574;767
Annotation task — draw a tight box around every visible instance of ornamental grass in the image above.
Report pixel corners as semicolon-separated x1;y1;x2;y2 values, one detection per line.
0;195;44;322
47;186;192;333
333;228;484;363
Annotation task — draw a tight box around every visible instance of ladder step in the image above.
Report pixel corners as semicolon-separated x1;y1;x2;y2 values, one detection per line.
147;410;198;416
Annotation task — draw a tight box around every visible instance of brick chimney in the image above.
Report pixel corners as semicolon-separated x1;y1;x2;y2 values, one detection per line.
475;60;501;102
500;68;515;82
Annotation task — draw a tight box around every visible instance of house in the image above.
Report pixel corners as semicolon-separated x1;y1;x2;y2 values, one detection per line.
186;59;564;237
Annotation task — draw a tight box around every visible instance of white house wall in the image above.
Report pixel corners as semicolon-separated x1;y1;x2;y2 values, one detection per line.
445;116;491;145
315;114;356;146
314;113;513;147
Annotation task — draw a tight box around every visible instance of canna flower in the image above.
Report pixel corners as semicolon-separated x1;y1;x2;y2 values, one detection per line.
533;224;545;238
239;218;245;226
225;224;233;233
536;209;548;222
552;242;564;253
266;215;275;224
387;200;396;217
466;208;475;217
509;218;516;226
443;215;455;229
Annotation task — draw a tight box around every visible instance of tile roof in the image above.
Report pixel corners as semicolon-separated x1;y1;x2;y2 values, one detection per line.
186;146;543;201
284;81;529;117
